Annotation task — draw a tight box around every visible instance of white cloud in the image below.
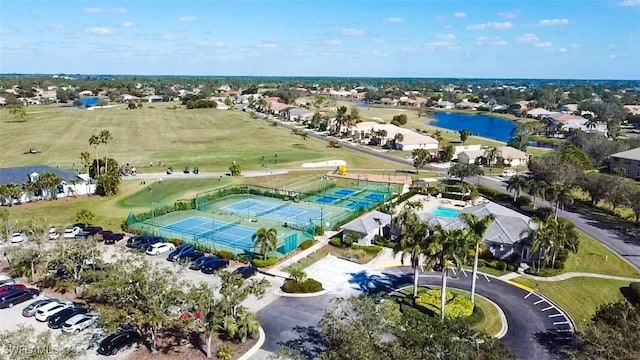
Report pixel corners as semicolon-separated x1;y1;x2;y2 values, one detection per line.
498;10;520;19
122;22;136;28
535;41;553;48
383;17;404;23
618;0;640;7
179;16;197;22
559;48;568;52
84;8;127;14
372;38;385;43
490;40;508;46
325;39;342;45
424;41;459;50
538;18;569;26
162;35;175;41
51;24;64;30
214;41;225;47
517;33;539;42
570;43;581;48
342;28;366;36
454;12;466;18
436;33;456;40
610;54;617;59
476;36;507;46
466;22;512;30
86;27;116;35
257;42;278;49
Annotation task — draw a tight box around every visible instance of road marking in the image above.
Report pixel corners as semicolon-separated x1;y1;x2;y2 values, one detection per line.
541;306;554;312
507;280;535;293
462;269;467;277
533;299;545;305
451;269;457;276
553;321;569;325
549;313;564;318
524;291;534;299
483;274;490;282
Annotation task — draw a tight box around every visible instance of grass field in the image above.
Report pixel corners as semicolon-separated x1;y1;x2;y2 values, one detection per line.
561;232;640;277
513;277;630;329
0;105;409;172
284;243;379;271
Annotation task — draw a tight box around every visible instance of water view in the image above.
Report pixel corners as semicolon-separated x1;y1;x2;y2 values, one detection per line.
428;112;517;143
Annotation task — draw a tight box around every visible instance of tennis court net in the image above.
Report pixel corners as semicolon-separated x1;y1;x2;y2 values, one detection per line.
215;219;243;232
255;203;288;217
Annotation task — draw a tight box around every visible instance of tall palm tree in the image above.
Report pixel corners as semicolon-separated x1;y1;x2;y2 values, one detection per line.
506;175;528;202
550;184;574;220
252;227;278;260
460;213;495;304
393;221;438;298
522;219;554;271
527;179;548;209
88;134;101;178
483;147;497;167
547;218;580;268
434;228;467;319
99;130;113;174
79;151;91;173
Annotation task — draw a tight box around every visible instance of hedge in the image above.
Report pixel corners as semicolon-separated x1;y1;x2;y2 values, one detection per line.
415;289;473;318
216;250;236;261
298;240;315;250
351;245;382;254
329;238;345;248
252;257;278;268
281;278;323;293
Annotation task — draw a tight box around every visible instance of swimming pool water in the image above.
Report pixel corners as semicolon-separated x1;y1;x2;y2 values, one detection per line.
430;207;461;218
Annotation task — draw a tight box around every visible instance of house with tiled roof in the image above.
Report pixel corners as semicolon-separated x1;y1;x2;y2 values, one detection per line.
341;210;391;246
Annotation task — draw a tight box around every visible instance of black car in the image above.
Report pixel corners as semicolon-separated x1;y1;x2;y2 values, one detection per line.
175;249;204;263
166;244;195;262
232;266;258;279
127;236;163;250
188;256;216;270
126;236;144;247
201;258;229;274
138;237;164;252
97;329;141;356
104;233;125;245
47;307;87;329
0;288;40;309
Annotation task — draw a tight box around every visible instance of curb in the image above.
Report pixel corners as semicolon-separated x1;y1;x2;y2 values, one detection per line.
506;280;536;293
275;288;331;298
237;326;265;360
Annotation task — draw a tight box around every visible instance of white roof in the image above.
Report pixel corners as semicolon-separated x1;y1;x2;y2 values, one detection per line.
351;121;438;145
528;108;557;116
610;147;640;161
459;150;485;159
496;146;528;160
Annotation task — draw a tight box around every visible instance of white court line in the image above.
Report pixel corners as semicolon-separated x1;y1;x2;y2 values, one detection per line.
483;274;490;282
541;306;554;312
549;313;564;318
533;299;545;305
553;321;569;325
524;291;534;299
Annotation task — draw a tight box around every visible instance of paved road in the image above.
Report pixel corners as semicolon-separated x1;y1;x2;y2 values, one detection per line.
256;266;573;360
474;175;640;270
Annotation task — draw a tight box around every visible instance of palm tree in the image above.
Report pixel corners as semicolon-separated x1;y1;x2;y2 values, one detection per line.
585;118;598;133
522;219;554;271
433;130;444;142
506;175;527;202
483;147;496;167
288;266;308;283
547;218;580;268
550;184;574;220
393;221;438;299
435;228;467;319
99;130;113;174
79;151;91;173
460;213;496;304
526;179;549;209
88;134;101;178
252;227;278;260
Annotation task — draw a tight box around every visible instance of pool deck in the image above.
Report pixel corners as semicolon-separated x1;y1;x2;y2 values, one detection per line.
396;194;491;215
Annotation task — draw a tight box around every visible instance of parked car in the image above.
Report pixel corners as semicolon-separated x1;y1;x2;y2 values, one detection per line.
0;283;26;295
100;230;113;241
188;256;215;271
63;227;81;239
83;227;103;236
145;242;176;256
10;232;26;243
499;170;517;178
166;244;195;262
126;236;144;247
48;228;59;240
127;236;163;250
97;329;142;356
0;275;15;286
138;237;165;253
175;249;204;263
23;298;58;317
201;258;229;274
232;266;258;279
35;302;74;322
0;288;40;309
48;307;87;329
62;313;100;333
104;233;125;245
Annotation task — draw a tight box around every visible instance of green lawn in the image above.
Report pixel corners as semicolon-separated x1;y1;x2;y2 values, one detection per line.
0;106;408;172
513;277;630;329
561;232;640;278
284;244;379;272
572;188;637;222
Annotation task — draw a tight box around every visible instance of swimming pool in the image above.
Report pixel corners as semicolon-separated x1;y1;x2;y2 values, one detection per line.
430;207;461;218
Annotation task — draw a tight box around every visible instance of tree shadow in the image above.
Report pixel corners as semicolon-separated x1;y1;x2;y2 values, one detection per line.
278;325;326;360
533;331;576;357
620;286;639;305
347;270;413;294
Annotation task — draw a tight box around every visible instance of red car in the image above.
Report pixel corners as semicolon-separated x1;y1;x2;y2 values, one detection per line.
0;283;26;295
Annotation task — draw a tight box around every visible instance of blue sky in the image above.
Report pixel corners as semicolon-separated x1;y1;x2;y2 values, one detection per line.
1;0;639;79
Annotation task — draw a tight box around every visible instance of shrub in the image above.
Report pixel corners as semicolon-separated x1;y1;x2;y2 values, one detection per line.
477;185;502;199
534;206;554;219
252;257;278;268
298;240;315;250
415;289;473;318
165;238;184;246
352;245;382;254
217;344;233;360
630;282;640;302
373;236;395;248
552;261;565;270
477;259;487;267
329;238;345;248
216;250;236;261
515;196;531;208
507;263;518;272
281;278;323;293
314;226;324;236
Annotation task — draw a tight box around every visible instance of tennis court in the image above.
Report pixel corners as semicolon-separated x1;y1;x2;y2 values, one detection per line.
221;199;328;225
306;187;388;210
162;216;256;250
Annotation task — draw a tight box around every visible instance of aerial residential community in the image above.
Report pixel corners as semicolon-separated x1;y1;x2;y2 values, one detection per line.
1;1;640;360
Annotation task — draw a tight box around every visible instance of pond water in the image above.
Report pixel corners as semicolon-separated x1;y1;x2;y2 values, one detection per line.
428;112;517;142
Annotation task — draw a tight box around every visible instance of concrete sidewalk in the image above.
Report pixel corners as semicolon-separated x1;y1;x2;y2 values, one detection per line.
518;271;640;282
264;231;339;277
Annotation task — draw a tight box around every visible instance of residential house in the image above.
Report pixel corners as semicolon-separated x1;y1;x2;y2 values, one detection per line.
436;100;454;109
348;121;439;151
527;108;558;119
381;98;398;106
516;100;531;111
146;95;164;103
609;147;640;179
286;107;314;122
457;150;486;164
0;96;6;106
560;104;579;114
420;202;534;260
341;210;391;246
625;105;640;116
0;164;95;204
455;100;480;110
267;100;293;115
452;145;483;160
495;146;529;167
119;94;139;102
78;90;94;97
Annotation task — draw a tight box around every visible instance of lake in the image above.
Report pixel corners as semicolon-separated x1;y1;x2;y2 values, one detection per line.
428;112;517;142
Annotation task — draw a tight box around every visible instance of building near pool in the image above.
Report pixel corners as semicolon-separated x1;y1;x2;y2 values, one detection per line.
340;210;391;246
346;121;439;151
420;201;534;260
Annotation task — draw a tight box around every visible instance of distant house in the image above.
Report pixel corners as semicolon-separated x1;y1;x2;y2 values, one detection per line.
420;202;534;260
625;105;640;116
0;96;6;106
286;107;314;122
341;210;391;246
436;101;454;109
381;98;398;106
120;94;139;102
146;95;163;103
527;108;558;119
0;164;95;204
458;150;486;165
609;147;640;179
348;121;439;151
78;90;94;97
560;104;579;113
452;144;483;160
455;100;480;110
495;146;529;167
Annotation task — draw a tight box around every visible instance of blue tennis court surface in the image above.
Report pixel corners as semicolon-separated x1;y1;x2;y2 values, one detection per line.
363;192;385;202
221;199;329;225
161;216;256;248
333;188;357;197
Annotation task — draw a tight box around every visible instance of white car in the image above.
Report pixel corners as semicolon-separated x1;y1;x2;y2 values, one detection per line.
62;313;100;333
48;228;59;240
0;275;15;286
499;170;517;178
10;232;26;243
34;301;72;322
146;242;176;256
63;227;81;239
